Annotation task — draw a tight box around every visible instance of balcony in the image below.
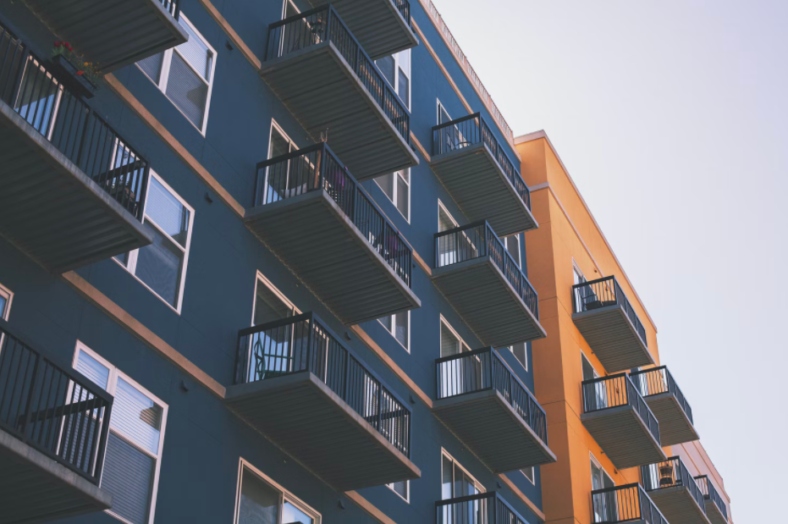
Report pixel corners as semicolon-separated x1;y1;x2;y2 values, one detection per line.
0;319;113;522
431;114;537;236
572;276;653;372
261;6;418;180
24;0;188;72
434;348;556;472
695;476;729;524
592;484;668;524
433;222;545;347
581;374;665;469
630;367;699;446
0;26;153;273
305;0;416;59
245;143;420;325
436;492;529;524
642;457;711;524
225;313;420;491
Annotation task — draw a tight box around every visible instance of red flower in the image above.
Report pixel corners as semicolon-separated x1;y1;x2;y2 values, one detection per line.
65;42;73;51
76;70;84;76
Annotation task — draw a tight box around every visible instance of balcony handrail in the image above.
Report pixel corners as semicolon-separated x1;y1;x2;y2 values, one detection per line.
392;0;411;25
572;275;647;348
629;366;693;424
159;0;181;19
0;318;113;485
434;220;539;318
234;312;411;456
591;483;668;524
435;347;548;444
432;113;531;212
0;23;150;220
642;457;705;511
265;5;410;141
695;475;728;521
254;142;413;288
581;373;660;444
435;492;528;524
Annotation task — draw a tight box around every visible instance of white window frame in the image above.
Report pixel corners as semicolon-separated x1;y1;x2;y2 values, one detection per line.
378;310;410;352
509;343;528;372
590;453;614;488
269;120;298;157
137;13;217;135
374;169;411;222
437;100;452;125
251;271;300;326
115;171;194;314
376;50;411;110
441;449;484;499
281;0;299;17
0;282;13;320
72;343;168;524
521;467;535;484
437;200;459;232
234;458;321;524
439;315;470;357
503;234;522;269
386;480;410;503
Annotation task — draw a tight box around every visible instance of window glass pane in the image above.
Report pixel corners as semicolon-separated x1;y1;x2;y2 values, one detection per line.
441;455;453;499
239;468;280;524
135;225;185;307
103;432;155;524
582;355;596;381
75;350;110;390
112;377;163;455
254;282;293;326
505;236;521;268
283;501;313;524
284;0;299;18
269;127;291;158
139;52;164;84
439;105;451;125
146;177;190;246
177;21;213;80
0;294;7;319
397;68;409;107
438;207;455;232
166;52;208;129
522;467;535;483
394;312;408;348
377;172;395;201
388;481;408;499
440;323;460;357
14;59;60;135
377;55;395;86
396;171;409;217
510;343;527;370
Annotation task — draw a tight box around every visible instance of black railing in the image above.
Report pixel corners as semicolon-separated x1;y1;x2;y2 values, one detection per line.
630;366;693;424
436;347;547;444
436;492;529;524
0;24;149;219
159;0;181;19
582;373;660;444
572;276;647;347
234;313;411;456
642;457;705;511
0;319;113;484
254;143;413;287
393;0;411;25
435;221;539;318
432;113;531;211
591;484;668;524
696;475;728;521
265;6;410;140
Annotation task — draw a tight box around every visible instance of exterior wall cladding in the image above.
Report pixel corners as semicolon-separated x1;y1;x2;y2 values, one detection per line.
0;1;550;524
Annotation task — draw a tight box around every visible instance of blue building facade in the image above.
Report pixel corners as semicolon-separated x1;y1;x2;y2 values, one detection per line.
0;0;552;522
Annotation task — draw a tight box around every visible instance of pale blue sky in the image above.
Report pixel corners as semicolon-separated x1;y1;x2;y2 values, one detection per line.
431;0;788;519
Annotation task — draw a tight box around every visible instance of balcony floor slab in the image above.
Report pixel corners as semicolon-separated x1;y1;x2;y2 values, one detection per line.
649;486;711;524
573;304;653;372
645;392;700;446
581;404;666;469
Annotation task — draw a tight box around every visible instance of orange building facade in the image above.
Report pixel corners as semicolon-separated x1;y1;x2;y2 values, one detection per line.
516;131;733;524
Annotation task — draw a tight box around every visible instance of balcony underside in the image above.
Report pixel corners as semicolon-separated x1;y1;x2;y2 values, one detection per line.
431;144;537;236
306;0;417;59
434;390;556;472
226;372;420;491
581;405;665;469
0;101;153;273
704;500;727;524
645;393;699;446
261;43;418;180
0;428;111;524
573;305;653;372
432;257;545;347
649;487;710;524
245;190;420;325
25;0;189;72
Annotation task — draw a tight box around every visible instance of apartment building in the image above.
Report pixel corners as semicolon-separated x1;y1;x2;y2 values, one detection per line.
516;131;733;524
0;0;553;523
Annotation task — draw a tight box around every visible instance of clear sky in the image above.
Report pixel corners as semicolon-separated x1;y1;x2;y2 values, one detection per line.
430;0;788;519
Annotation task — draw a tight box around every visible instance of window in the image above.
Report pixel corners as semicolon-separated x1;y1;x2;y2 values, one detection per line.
503;234;521;269
521;467;535;484
440;318;469;358
442;451;484;499
438;101;451;125
138;14;216;133
440;319;477;398
509;343;528;371
0;283;12;320
376;50;411;109
375;169;410;220
235;460;320;524
438;201;458;233
252;272;299;326
590;455;615;522
379;311;409;351
116;173;194;312
282;0;298;18
387;480;409;502
73;345;167;524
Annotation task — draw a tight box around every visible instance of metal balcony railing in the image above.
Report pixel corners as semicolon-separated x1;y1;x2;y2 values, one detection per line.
435;221;539;318
630;366;693;424
592;484;668;524
432;113;531;211
0;24;150;219
436;492;529;524
265;6;410;140
436;347;547;443
572;276;647;347
582;373;660;443
642;457;705;509
0;319;113;484
255;143;413;288
159;0;181;19
392;0;411;25
234;313;411;456
696;475;728;521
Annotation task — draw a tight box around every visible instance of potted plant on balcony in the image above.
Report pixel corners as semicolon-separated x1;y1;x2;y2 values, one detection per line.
50;41;99;99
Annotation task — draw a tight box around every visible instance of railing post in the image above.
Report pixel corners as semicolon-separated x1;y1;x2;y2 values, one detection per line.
8;48;30;109
343;351;351;402
93;400;112;481
306;316;314;374
19;352;41;438
74;105;93;172
376;381;383;430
